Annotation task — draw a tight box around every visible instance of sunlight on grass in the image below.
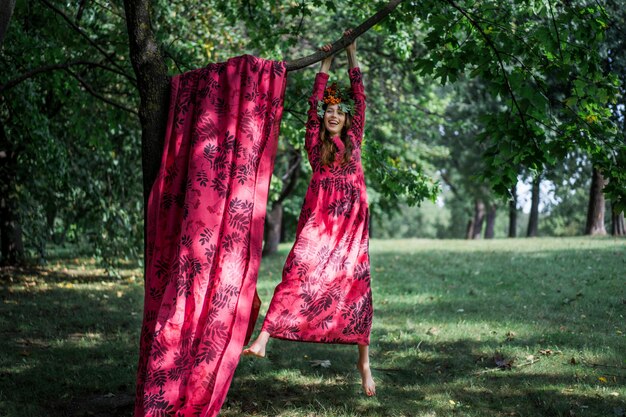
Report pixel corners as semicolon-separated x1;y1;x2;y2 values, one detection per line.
0;237;624;416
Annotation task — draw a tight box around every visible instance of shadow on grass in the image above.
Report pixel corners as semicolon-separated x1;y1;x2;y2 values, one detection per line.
228;335;625;417
1;240;624;416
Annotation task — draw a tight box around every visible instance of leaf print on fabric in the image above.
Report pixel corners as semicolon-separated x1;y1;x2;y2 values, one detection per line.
194;321;229;366
167;352;190;383
327;196;354;217
136;56;287;417
202;144;218;167
165;163;179;185
210;172;228;197
204;244;217;264
222;233;242;253
143;390;175;417
199;228;213;245
341;291;373;338
196;170;209;187
261;67;371;347
354;263;370;282
147;369;168;389
192;115;218;145
265;310;300;336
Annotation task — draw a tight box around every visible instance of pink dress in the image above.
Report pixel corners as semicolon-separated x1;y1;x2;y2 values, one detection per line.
261;67;372;345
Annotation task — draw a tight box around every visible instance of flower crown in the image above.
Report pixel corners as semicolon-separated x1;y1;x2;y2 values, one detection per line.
317;82;354;118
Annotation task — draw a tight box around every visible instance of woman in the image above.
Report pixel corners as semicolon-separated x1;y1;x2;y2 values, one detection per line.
244;33;375;397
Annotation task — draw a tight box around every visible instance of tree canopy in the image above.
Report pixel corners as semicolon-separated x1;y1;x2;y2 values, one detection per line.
1;0;624;265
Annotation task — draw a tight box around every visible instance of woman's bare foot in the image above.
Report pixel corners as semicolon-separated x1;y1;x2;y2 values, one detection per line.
242;331;270;358
357;361;376;396
357;345;375;396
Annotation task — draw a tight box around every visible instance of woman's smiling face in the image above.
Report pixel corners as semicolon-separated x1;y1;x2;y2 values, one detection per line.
324;104;346;135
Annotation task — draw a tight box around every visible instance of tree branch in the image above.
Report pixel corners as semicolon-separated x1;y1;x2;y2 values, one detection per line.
444;0;533;143
285;0;404;71
65;68;138;115
38;0;134;82
0;60;136;93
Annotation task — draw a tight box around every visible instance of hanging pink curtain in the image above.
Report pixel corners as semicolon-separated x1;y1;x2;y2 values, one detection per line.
135;55;287;417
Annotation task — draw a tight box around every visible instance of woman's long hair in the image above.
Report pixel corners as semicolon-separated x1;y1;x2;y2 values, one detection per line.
319;107;353;166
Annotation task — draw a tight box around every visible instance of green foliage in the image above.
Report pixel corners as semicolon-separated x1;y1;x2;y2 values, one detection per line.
1;0;141;269
412;0;624;208
2;0;624;266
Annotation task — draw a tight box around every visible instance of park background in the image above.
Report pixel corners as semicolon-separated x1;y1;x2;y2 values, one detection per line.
0;0;624;416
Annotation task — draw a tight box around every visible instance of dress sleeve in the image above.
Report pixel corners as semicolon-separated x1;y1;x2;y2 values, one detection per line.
347;67;366;148
305;72;329;155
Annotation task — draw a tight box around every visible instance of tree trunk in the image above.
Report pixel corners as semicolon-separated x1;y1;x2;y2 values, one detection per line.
611;202;625;236
526;176;540;237
262;152;301;255
465;219;474;240
0;120;25;265
585;167;607;235
471;199;485;239
0;0;16;46
262;203;283;256
508;184;517;238
484;203;496;239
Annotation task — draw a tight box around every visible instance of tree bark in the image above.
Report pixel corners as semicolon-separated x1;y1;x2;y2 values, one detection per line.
262;152;301;255
612;202;625;236
471;199;486;239
0;120;25;265
526;175;540;237
284;0;403;71
262;203;283;256
508;184;517;238
0;0;16;46
585;167;607;235
484;203;496;239
465;219;474;240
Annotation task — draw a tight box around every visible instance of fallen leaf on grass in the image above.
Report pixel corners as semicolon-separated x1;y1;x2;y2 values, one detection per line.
426;327;440;336
539;349;562;356
494;353;514;370
598;376;608;383
506;331;516;341
309;359;331;368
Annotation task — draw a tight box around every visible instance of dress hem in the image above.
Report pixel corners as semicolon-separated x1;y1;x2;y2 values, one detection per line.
268;333;369;346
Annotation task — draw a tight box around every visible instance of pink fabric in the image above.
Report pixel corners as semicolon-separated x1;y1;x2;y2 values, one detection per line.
135;55;287;417
261;67;373;345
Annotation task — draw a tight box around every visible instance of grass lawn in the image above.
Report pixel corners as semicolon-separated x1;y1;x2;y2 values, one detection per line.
0;237;624;417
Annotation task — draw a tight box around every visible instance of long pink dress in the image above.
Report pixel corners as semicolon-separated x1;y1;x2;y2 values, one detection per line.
261;67;373;346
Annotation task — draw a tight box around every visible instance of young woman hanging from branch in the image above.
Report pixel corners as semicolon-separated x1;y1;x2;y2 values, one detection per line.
244;30;376;397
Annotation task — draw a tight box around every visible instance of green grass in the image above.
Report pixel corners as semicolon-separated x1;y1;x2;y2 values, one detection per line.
1;237;624;417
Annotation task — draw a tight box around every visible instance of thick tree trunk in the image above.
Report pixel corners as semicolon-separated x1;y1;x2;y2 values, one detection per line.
471;199;486;239
585;167;607;235
484;203;496;239
611;202;625;236
526;176;540;237
262;203;283;256
0;120;25;265
123;0;170;272
508;184;517;238
123;0;170;203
